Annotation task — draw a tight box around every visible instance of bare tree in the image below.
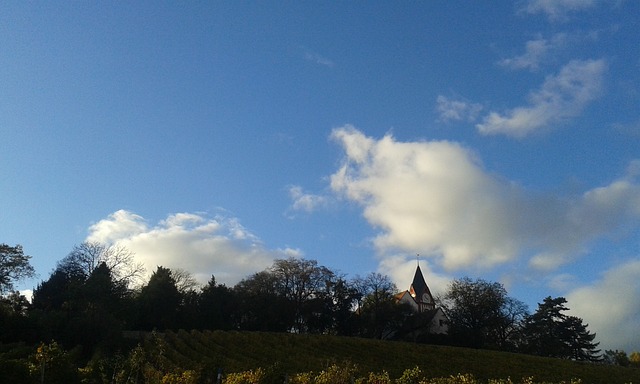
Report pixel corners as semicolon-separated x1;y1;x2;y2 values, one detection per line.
172;268;199;293
352;272;397;311
58;242;145;287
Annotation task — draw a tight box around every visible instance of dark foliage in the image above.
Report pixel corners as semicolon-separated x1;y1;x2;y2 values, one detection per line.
522;296;601;361
0;243;36;295
441;277;527;350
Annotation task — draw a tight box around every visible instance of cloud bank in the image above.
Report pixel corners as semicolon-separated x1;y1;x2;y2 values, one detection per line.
567;259;640;351
328;126;640;272
87;210;296;286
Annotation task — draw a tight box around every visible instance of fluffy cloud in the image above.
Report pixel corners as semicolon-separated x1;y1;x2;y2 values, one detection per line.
477;59;606;137
499;34;567;71
329;126;640;272
566;259;640;351
86;210;292;286
522;0;599;21
436;96;483;123
288;185;329;213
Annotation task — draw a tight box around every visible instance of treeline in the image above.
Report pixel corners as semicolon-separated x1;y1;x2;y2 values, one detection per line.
0;242;631;367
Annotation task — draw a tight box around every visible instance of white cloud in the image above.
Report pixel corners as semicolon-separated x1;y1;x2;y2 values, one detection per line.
288;185;329;213
477;59;606;137
499;34;567;71
566;259;640;351
87;210;148;244
329;126;640;273
522;0;599;21
86;210;285;286
436;95;483;123
20;289;33;303
304;50;334;68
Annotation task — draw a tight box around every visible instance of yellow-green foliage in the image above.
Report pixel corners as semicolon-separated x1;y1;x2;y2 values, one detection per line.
288;363;358;384
418;373;478;384
355;370;391;384
315;363;359;384
161;370;199;384
222;369;593;384
630;351;640;367
395;366;424;384
223;367;266;384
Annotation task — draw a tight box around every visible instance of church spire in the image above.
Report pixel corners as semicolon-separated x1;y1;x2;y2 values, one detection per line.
409;257;435;311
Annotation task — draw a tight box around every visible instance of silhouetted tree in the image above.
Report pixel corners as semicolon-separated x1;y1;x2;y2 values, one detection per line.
323;277;361;335
136;266;182;330
31;260;132;355
441;277;527;349
198;275;235;330
31;267;86;345
0;290;35;343
58;242;144;287
0;243;35;295
269;257;336;333
522;296;600;361
233;270;291;331
353;272;408;339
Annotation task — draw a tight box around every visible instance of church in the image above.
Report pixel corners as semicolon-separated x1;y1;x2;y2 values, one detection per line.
395;263;449;335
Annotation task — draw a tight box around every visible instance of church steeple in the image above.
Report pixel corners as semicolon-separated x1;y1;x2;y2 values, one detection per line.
409;258;435;312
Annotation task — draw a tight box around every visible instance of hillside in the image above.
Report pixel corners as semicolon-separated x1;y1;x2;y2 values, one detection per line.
144;330;640;384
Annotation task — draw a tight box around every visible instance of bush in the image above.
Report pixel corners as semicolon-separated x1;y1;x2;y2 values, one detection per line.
356;371;391;384
224;367;266;384
161;370;199;384
396;366;424;384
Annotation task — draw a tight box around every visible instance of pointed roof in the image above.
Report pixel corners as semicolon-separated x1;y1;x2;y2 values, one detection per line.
409;265;433;302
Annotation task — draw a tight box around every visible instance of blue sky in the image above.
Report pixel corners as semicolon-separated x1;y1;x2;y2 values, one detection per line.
2;1;639;351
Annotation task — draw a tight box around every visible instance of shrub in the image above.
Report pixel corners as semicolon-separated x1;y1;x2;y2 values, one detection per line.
315;363;358;384
161;370;199;384
396;366;424;384
224;367;265;384
356;371;391;384
420;374;478;384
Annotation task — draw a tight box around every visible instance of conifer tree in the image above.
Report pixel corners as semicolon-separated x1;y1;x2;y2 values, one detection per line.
522;296;601;361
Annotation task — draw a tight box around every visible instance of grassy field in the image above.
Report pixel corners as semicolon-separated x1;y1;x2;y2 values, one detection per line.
146;330;640;384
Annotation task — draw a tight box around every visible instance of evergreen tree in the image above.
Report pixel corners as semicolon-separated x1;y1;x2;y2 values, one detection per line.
564;315;601;361
522;296;600;361
198;275;235;330
136;266;182;330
